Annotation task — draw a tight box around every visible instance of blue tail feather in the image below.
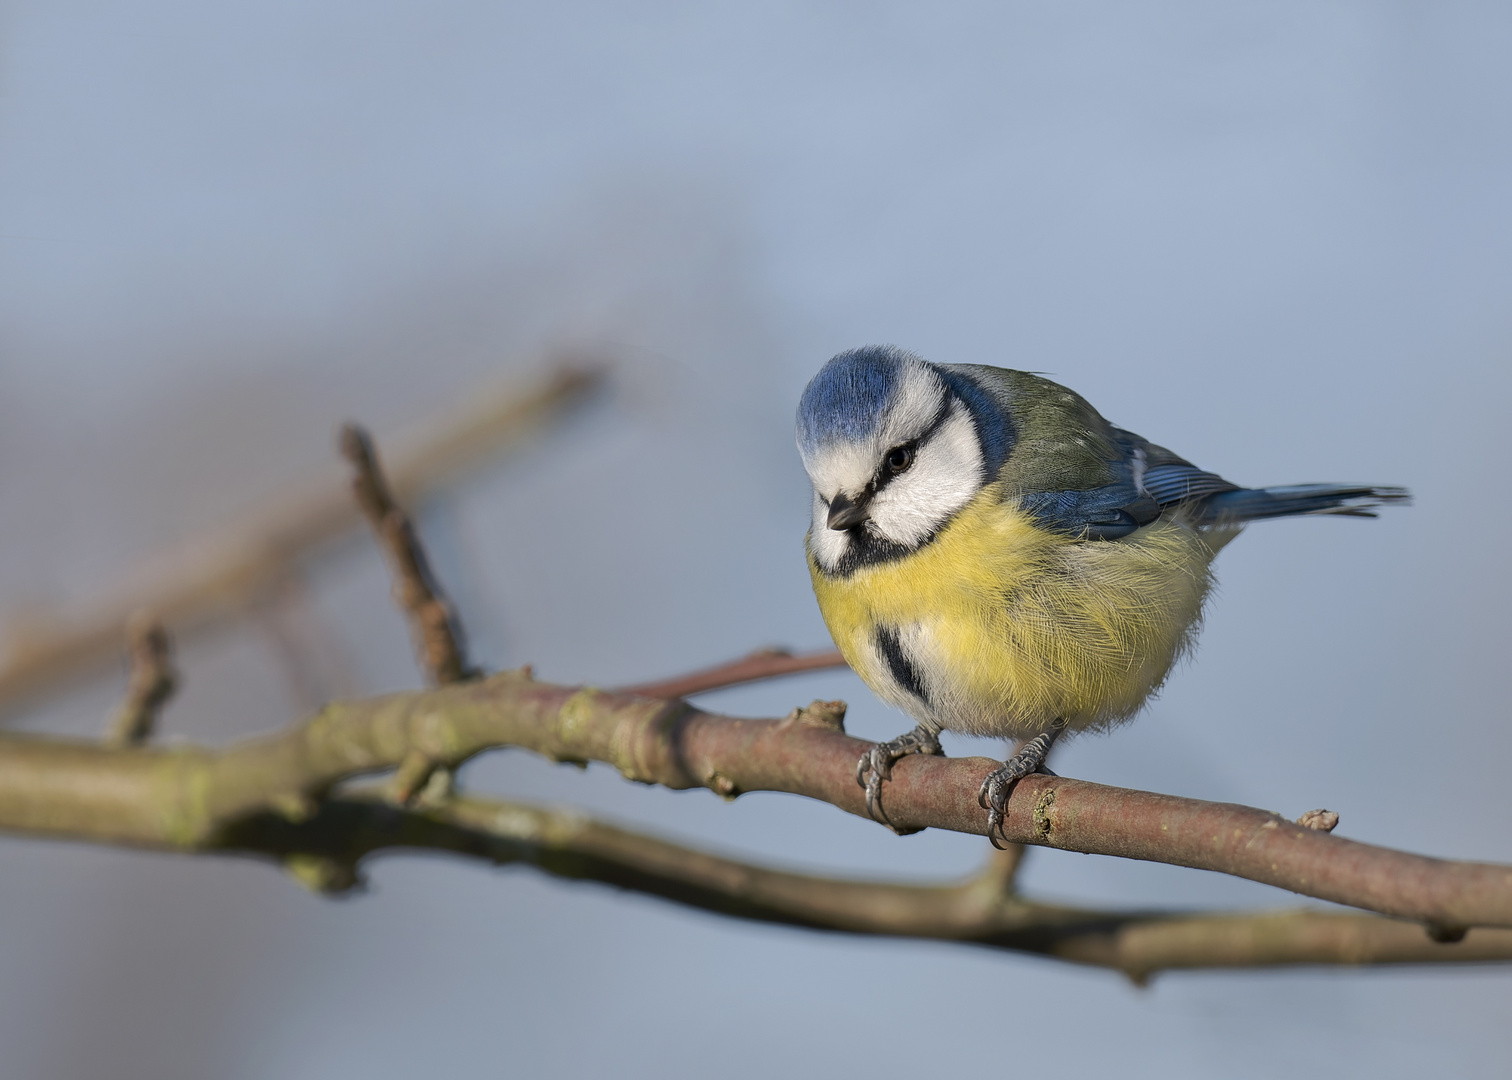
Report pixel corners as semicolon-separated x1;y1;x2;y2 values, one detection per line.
1196;484;1411;524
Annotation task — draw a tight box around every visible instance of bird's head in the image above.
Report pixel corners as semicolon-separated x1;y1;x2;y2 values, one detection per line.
796;345;1003;573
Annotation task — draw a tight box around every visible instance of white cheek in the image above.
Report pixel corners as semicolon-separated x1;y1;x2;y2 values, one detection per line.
867;409;984;546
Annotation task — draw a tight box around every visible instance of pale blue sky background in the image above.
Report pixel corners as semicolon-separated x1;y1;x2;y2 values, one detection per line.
3;2;1511;1077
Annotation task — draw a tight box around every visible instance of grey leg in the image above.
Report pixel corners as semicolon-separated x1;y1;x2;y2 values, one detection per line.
976;720;1066;849
855;725;943;832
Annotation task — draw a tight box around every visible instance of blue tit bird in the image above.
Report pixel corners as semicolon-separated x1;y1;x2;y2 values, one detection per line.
795;345;1409;840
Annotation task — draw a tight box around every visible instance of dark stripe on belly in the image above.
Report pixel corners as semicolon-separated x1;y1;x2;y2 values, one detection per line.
875;626;928;704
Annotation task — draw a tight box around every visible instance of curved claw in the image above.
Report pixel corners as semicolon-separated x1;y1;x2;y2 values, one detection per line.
863;763;895;829
856;744;901;829
977;771;1012;849
976;723;1064;848
855;744;889;790
854;726;943;833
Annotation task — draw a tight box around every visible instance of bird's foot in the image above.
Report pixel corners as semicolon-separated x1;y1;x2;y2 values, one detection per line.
977;722;1066;849
855;725;943;833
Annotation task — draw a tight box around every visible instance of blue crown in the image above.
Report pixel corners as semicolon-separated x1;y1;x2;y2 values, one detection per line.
796;345;917;456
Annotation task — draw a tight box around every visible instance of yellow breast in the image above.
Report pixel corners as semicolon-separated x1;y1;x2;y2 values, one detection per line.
808;483;1225;739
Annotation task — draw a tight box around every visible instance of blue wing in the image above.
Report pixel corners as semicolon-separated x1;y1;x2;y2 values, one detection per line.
1017;427;1174;540
1019;426;1408;538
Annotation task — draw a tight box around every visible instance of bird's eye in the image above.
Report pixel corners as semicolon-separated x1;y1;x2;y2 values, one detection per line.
885;444;915;475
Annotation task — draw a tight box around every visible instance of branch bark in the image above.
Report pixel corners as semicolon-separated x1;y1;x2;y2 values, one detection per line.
2;674;1509;937
0;363;604;715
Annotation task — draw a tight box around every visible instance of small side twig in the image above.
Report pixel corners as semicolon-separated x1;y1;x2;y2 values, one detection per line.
621;647;848;699
104;613;177;747
1298;809;1341;833
340;424;475;687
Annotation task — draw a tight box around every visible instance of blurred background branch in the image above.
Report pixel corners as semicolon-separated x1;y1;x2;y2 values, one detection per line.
0;362;604;718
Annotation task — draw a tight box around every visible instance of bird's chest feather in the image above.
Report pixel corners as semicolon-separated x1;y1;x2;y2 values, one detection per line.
808;487;1222;737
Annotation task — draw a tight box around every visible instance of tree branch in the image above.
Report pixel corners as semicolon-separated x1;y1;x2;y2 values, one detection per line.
1;677;1508;936
203;791;1512;979
0;362;605;715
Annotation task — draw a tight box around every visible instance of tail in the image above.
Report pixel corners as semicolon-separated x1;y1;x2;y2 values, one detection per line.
1196;483;1411;524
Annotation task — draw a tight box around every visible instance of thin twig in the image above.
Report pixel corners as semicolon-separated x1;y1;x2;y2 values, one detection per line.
340;424;473;686
3;675;1511;934
620;647;848;699
0;363;605;715
104;613;177;747
209;791;1512;977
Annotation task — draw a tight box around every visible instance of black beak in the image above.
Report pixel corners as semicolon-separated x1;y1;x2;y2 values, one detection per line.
826;490;872;531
